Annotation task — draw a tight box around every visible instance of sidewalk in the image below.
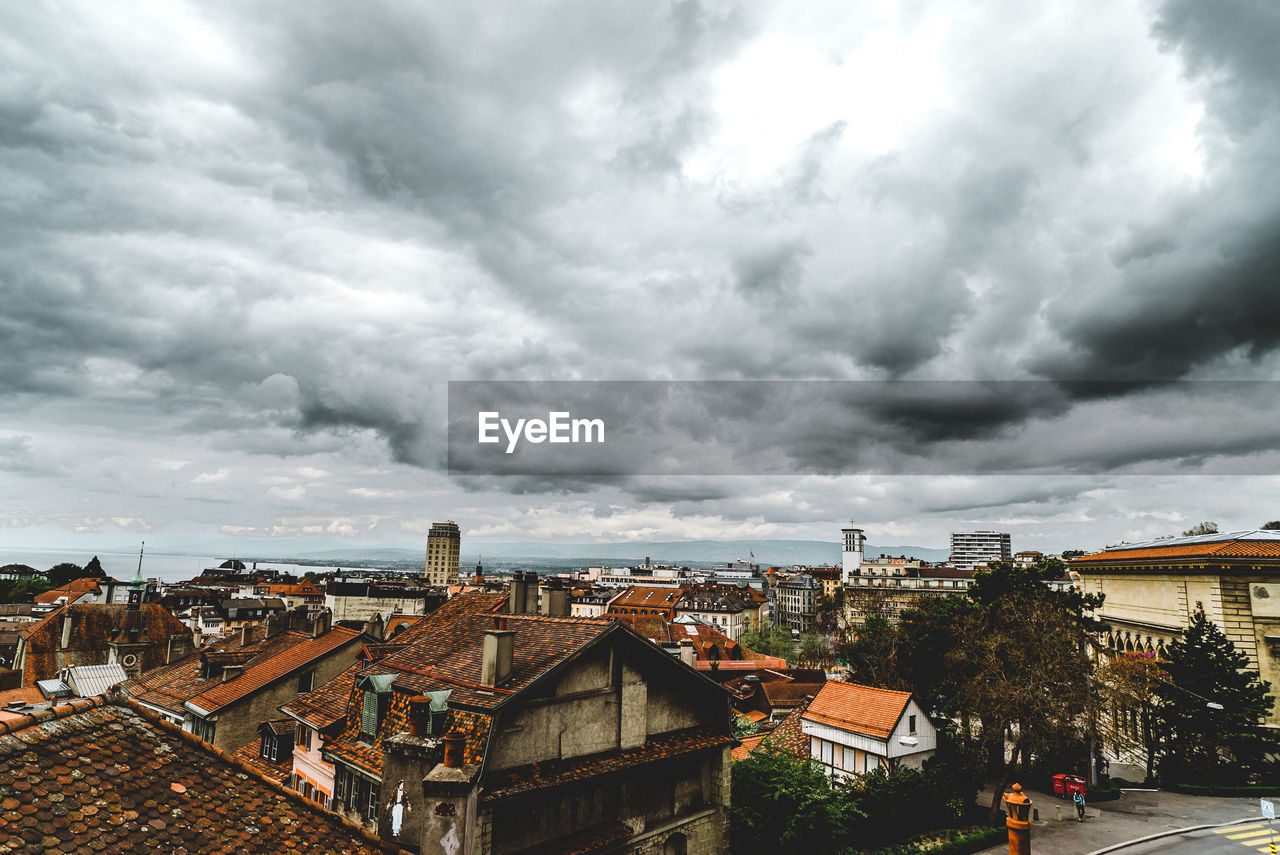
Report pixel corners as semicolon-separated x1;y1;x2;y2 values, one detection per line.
972;784;1260;855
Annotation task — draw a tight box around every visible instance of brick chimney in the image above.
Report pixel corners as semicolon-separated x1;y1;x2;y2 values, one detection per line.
481;629;515;687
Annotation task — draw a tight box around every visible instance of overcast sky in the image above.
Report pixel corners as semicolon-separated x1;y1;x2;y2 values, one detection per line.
3;0;1279;557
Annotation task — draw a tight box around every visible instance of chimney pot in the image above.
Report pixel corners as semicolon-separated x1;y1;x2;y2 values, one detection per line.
442;729;465;768
408;696;432;737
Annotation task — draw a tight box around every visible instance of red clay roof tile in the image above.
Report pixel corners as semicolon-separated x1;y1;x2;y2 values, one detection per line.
802;681;911;740
0;696;397;853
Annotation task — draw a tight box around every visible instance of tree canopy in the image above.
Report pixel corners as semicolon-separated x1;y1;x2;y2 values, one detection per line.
1262;521;1280;531
1181;521;1219;536
1154;608;1277;784
45;562;85;587
841;558;1105;821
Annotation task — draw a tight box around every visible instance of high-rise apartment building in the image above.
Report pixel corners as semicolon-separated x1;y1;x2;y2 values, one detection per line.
950;530;1011;572
423;520;461;586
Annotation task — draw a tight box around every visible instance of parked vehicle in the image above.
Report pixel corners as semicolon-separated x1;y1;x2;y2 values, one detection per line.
1052;773;1088;799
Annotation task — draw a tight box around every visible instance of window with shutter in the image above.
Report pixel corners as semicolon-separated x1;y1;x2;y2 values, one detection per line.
361;689;378;737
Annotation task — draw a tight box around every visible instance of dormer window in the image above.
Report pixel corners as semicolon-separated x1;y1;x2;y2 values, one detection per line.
356;674;395;741
260;726;294;763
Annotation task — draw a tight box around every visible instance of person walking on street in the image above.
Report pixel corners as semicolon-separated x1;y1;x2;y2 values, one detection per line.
1073;790;1086;822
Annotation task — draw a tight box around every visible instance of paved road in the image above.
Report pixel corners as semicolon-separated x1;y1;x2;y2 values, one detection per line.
973;785;1263;855
1110;820;1280;854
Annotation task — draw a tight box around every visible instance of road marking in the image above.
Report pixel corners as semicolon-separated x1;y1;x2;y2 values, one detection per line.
1231;830;1275;841
1219;824;1266;835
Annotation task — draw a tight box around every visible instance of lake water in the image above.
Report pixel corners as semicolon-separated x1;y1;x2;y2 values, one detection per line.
0;548;353;583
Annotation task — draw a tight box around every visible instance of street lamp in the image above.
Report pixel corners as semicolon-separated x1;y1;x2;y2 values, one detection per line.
1003;783;1033;855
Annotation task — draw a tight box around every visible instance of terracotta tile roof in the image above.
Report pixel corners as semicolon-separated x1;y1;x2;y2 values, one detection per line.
120;626;361;717
0;696;398;854
33;577;103;604
759;696;812;759
281;661;361;730
187;626;361;714
611;614;759;662
17;603;190;688
731;733;767;761
379;611;611;709
385;614;426;637
482;725;733;802
322;673;493;778
803;681;911;740
606;586;680;613
761;681;825;707
233;737;293;787
1075;535;1280;563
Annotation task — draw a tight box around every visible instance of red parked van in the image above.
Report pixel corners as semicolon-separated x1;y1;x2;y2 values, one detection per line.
1052;773;1087;798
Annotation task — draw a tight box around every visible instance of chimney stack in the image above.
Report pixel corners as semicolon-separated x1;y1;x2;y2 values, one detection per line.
442;729;465;768
311;608;332;638
678;638;697;668
264;612;285;639
240;623;253;647
508;572;530;614
167;635;192;665
60;611;73;650
481;629;515;687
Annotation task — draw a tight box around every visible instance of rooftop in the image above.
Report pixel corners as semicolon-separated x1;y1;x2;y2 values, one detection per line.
0;695;394;853
802;681;913;740
1075;529;1280;563
121;625;361;717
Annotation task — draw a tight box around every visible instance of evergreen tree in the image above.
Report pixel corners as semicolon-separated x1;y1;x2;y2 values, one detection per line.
1154;608;1277;784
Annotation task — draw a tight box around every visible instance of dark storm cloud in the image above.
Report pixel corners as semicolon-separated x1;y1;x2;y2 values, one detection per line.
5;0;1280;547
1034;0;1280;382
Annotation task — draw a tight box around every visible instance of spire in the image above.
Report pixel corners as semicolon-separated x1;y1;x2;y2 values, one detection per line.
132;541;146;587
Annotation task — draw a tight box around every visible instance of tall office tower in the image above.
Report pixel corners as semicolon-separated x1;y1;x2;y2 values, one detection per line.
841;522;865;585
424;520;462;586
950;530;1012;572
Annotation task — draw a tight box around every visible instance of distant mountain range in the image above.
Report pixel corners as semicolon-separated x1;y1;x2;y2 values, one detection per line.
289;539;950;566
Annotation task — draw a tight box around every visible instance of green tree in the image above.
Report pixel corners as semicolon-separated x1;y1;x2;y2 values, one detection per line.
797;632;832;669
1154;608;1277;784
729;752;863;855
1097;651;1162;783
0;576;52;604
46;563;85;587
1261;521;1280;531
901;559;1105;822
741;624;796;662
838;614;904;690
1181;521;1219;536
